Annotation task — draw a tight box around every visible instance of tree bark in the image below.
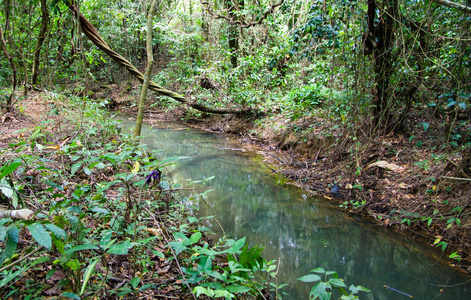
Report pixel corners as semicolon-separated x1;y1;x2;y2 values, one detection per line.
366;0;398;128
227;0;239;68
31;0;49;86
0;25;17;112
134;0;158;137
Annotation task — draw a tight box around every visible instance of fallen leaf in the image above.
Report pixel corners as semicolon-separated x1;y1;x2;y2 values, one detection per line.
146;228;161;236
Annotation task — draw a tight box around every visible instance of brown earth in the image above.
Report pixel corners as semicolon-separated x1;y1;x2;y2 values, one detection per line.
2;87;471;276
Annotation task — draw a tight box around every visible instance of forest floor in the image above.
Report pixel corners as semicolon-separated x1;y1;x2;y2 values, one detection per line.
1;91;235;299
2;87;471;286
117;85;471;275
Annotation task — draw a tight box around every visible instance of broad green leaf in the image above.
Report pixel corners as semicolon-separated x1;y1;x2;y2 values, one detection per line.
99;230;113;249
61;292;81;300
168;241;187;255
52;236;65;254
298;274;321;283
89;206;110;214
189;231;202;244
83;167;91;175
80;257;100;295
329;278;347;288
188;216;198;223
0;160;22;179
311;267;326;274
44;223;67;240
0;226;19;265
28;223;52;249
230;237;246;254
131;277;141;289
0;178;14;198
152;250;165;258
226;284;251;293
31;256;50;267
193;286;215;298
63;244;99;256
107;239;133;255
70;162;83;175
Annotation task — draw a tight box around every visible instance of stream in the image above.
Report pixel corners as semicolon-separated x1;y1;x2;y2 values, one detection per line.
121;117;471;299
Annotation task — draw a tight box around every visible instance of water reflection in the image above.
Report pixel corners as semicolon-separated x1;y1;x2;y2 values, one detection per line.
122;119;471;299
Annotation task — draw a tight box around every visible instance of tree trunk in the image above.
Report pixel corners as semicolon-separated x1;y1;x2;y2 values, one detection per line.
31;0;49;86
0;26;17;112
366;0;398;128
134;0;158;137
227;0;239;68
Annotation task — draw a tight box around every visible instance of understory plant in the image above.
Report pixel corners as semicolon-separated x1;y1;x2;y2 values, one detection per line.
0;96;280;299
298;268;370;300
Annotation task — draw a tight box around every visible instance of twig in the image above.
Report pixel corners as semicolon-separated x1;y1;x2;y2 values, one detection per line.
0;246;43;272
440;176;471;182
265;152;286;164
314;147;322;163
203;0;285;29
264;164;277;173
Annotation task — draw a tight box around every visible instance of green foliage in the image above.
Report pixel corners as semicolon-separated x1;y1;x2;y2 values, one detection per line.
0;96;280;298
298;267;370;300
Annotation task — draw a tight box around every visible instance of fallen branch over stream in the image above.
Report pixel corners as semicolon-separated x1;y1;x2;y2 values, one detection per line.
65;1;242;115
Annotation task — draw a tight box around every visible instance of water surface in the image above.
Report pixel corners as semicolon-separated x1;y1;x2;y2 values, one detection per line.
122;118;471;299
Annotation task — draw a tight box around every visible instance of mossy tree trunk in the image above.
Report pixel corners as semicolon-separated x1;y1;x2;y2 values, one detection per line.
134;0;158;137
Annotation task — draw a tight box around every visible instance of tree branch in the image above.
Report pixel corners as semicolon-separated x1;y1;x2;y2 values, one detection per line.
64;1;242;115
431;0;471;14
202;0;284;29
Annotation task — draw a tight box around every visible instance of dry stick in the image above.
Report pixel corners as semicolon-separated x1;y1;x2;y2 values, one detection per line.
65;1;241;115
265;152;286;164
144;207;197;300
314;147;322;163
0;246;43;272
440;176;471;182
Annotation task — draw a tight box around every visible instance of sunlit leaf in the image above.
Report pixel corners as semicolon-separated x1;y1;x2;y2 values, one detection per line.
189;231;202;244
131;161;140;173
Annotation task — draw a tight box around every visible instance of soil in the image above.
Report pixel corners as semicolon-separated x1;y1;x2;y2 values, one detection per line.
3;88;471;276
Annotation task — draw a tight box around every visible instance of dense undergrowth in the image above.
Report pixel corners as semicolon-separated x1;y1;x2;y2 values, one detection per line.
0;96;287;299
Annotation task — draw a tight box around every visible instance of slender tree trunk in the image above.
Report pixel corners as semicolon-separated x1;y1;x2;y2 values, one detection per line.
134;0;158;137
32;0;49;86
0;26;17;112
3;0;11;33
227;0;239;68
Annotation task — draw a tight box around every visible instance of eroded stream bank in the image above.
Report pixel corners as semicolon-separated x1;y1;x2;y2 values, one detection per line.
120;117;471;299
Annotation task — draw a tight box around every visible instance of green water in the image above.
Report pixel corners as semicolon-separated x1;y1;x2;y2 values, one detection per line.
122;118;471;299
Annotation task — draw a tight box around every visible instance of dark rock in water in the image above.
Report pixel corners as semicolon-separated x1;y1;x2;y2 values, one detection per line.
331;184;339;197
